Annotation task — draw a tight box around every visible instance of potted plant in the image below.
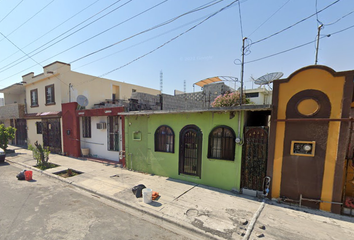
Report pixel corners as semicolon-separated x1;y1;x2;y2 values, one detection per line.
0;124;16;163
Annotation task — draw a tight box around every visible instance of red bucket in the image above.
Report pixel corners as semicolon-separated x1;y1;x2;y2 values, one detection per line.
25;171;32;181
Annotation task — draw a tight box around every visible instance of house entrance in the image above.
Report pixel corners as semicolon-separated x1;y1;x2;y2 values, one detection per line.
15;119;27;147
42;118;62;154
179;125;202;178
241;126;268;192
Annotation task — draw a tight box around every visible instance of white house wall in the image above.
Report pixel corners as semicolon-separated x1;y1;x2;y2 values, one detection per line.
80;116;120;161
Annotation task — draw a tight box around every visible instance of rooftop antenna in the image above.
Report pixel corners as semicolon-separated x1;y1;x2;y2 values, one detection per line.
184;80;186;93
160;71;163;92
253;72;284;90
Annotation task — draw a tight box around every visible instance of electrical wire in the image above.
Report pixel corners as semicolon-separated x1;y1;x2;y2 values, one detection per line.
0;0;101;65
0;0;24;24
73;13;209;71
251;0;340;45
0;32;69;86
69;0;225;64
323;9;354;26
248;0;291;37
39;0;169;66
0;0;56;42
241;21;354;65
0;0;225;82
0;0;128;73
315;0;323;25
75;0;239;86
238;0;243;39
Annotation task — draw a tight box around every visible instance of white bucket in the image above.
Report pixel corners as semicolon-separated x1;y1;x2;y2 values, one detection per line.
142;188;152;203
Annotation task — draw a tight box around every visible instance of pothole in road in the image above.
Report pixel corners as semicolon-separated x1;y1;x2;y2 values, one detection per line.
53;168;83;178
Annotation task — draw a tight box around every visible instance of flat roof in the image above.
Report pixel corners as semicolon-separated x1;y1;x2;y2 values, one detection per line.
120;104;272;116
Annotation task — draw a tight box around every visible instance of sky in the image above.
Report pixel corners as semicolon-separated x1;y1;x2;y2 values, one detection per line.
0;0;353;99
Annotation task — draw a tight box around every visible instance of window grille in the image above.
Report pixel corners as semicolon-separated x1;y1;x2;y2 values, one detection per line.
30;89;38;107
208;126;236;160
45;84;55;105
82;117;91;138
108;116;119;151
155;125;174;153
36;122;42;134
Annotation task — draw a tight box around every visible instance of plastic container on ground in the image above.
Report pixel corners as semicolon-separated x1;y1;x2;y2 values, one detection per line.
81;148;90;157
25;170;32;181
142;188;152;203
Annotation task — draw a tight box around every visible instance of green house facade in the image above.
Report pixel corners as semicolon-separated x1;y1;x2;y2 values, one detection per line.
123;106;270;192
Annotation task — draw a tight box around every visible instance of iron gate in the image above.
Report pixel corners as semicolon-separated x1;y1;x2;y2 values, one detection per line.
15;119;27;146
179;125;202;177
42;118;62;154
241;126;268;191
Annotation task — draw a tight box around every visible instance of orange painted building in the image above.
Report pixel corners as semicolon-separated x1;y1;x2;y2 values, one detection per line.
267;65;354;214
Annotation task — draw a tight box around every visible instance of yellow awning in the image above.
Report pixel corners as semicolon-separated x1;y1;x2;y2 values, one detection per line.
194;77;221;87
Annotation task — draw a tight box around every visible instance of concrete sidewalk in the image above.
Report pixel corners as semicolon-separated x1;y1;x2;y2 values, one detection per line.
4;146;354;240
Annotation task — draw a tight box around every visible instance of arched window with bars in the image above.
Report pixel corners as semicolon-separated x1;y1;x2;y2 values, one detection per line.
155;125;174;153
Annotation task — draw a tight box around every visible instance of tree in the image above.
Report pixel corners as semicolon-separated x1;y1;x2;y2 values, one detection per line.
0;124;16;152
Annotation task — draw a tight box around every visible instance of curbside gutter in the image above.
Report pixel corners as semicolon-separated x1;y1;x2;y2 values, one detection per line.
6;159;219;240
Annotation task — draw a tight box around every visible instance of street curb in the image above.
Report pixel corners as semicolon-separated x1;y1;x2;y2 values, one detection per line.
243;200;265;240
6;159;219;240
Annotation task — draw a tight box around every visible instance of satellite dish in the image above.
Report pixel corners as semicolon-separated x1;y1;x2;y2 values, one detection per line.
77;95;89;107
254;72;284;85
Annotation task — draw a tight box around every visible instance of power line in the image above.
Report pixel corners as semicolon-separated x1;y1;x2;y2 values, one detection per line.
69;0;225;64
42;0;169;65
0;0;225;82
0;0;24;24
237;0;243;39
324;9;354;26
0;0;128;73
241;22;354;65
73;13;210;71
76;0;239;86
248;0;291;37
0;0;101;65
0;32;69;86
251;0;340;45
0;0;56;42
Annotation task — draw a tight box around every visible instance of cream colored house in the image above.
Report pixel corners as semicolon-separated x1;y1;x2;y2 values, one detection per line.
22;61;160;156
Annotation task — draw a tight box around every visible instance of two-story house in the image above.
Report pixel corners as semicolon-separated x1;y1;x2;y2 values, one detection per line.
20;61;160;164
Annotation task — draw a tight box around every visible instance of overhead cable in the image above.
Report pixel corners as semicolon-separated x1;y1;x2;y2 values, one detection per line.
252;0;340;45
0;0;101;65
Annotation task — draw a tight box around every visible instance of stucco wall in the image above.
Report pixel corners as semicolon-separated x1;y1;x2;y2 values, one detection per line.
80;116;121;161
125;111;244;191
27;119;43;146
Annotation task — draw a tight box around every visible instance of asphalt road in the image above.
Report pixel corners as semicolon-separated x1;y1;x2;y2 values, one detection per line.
0;163;193;240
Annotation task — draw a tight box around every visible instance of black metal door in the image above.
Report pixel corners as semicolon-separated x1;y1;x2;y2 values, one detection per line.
241;126;268;191
179;125;202;177
42;118;61;154
15;119;27;147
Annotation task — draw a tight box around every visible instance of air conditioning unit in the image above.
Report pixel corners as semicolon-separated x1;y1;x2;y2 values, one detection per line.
97;122;107;129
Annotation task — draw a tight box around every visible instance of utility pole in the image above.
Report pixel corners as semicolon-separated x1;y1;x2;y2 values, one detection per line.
315;24;323;65
240;37;247;105
160;71;163;93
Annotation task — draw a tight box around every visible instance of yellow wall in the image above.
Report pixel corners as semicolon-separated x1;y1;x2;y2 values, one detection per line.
272;67;345;212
